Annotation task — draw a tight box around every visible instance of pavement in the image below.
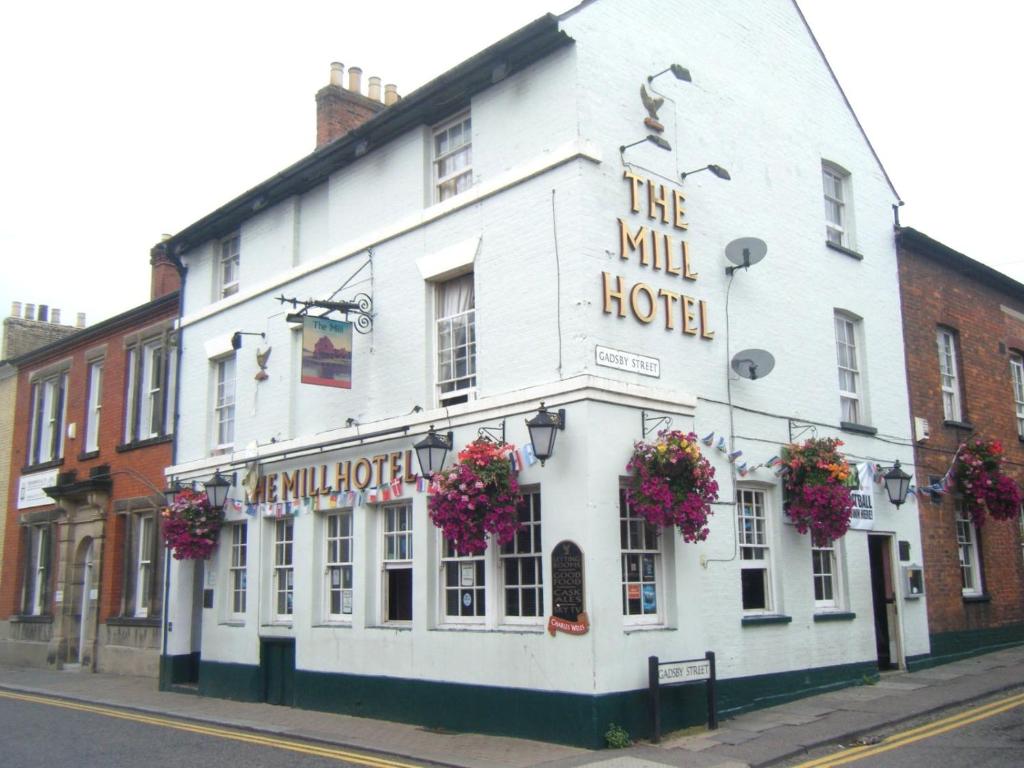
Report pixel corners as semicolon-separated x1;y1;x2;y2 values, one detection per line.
2;645;1024;768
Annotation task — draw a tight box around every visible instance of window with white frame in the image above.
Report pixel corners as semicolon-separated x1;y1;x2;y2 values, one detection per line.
956;502;982;595
738;488;772;611
219;233;240;298
22;524;51;615
434;113;472;201
84;360;103;453
500;490;544;621
123;511;162;619
436;273;475;406
936;328;963;422
1010;352;1024;438
325;510;354;620
124;335;175;444
229;523;247;618
812;539;839;609
834;313;863;424
213;355;236;452
822;162;850;247
382;503;413;622
441;540;485;622
273;518;294;620
620;487;661;622
28;371;67;466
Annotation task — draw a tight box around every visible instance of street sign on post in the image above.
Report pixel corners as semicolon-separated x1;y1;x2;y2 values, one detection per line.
648;651;717;743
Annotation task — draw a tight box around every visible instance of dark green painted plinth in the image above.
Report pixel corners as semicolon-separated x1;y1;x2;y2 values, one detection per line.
159;652;200;691
907;624;1024;671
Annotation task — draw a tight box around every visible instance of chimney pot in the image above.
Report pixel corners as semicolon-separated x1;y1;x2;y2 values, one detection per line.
38;305;49;323
76;312;86;328
384;84;399;106
25;303;36;321
160;233;172;242
11;301;21;318
347;66;362;94
368;76;382;102
330;62;344;87
51;308;61;325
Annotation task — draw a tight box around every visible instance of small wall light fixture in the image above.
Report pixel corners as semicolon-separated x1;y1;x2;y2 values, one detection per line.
884;460;913;508
414;425;454;477
204;470;233;511
525;402;566;466
680;164;731;182
620;134;673;155
648;63;692;84
231;331;266;350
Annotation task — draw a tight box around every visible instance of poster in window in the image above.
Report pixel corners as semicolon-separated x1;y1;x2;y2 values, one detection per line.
330;568;341;588
628;583;641;601
642;554;655;580
460;563;475;586
642;584;657;613
342;589;352;614
302;317;353;389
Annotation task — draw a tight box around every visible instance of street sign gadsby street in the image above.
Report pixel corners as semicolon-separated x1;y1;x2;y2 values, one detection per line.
648;651;718;743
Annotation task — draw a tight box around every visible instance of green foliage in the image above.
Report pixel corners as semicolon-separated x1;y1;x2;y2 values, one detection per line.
604;722;632;749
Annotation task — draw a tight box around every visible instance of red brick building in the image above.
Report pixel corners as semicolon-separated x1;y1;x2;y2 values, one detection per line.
0;250;179;675
897;227;1024;666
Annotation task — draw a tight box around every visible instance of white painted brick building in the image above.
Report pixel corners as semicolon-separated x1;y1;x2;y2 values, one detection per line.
163;0;926;746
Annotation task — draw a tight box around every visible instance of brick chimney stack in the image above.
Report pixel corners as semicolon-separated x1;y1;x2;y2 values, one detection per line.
315;61;392;149
150;234;181;299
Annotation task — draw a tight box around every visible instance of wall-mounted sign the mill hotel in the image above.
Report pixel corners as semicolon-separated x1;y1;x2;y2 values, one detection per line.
602;171;714;339
302;316;353;388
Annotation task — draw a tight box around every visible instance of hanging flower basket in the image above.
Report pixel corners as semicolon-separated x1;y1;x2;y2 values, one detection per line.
954;438;1022;527
161;488;225;560
625;430;719;542
780;437;854;546
428;439;523;555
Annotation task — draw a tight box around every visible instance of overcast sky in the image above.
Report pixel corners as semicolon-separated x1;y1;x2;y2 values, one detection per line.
1;1;1020;331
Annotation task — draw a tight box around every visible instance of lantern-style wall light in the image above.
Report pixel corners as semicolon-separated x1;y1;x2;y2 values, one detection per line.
162;479;184;507
414;425;454;477
526;403;566;466
204;470;232;511
884;460;912;508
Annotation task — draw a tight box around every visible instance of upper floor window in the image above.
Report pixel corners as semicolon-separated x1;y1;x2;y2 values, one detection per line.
936;328;963;422
436;273;475;406
213;355;236;452
834;312;864;424
84;360;103;454
434;113;472;202
620;487;662;624
28;371;67;466
738;488;772;612
124;335;175;444
1011;352;1024;438
822;162;850;247
956;502;982;596
219;233;240;298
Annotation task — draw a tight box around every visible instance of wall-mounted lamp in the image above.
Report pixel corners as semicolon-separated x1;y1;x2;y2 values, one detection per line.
648;63;692;84
414;425;454;477
204;470;234;512
620;134;673;155
884;460;913;508
231;331;266;350
680;164;731;182
525;403;566;467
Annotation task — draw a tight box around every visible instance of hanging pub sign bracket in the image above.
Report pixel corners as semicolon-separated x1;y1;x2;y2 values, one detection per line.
642;410;673;439
278;293;374;334
788;420;817;443
477;419;506;444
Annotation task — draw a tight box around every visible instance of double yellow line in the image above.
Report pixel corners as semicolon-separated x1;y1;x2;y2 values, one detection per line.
790;689;1024;767
0;689;424;768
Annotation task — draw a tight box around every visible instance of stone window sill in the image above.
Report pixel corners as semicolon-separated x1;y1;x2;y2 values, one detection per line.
943;420;974;432
840;422;877;436
117;434;174;453
963;593;991;604
813;611;857;622
741;614;792;627
11;614;53;624
826;241;864;261
106;616;160;628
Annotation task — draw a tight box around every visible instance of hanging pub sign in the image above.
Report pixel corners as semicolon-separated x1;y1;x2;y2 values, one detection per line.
549;540;589;636
849;462;875;530
302;316;352;388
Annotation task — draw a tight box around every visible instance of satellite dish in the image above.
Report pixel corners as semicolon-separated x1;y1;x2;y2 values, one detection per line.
725;237;768;274
731;349;776;381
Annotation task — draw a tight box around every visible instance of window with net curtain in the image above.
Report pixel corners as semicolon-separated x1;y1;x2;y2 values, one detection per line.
436;273;476;405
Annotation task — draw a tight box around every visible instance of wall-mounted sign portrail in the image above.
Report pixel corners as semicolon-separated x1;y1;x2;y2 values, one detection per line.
302;316;352;388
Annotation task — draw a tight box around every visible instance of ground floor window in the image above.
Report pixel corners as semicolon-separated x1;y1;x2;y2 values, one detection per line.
22;524;52;616
441;543;485;621
383;504;413;622
325;510;354;620
274;519;294;619
620;487;661;622
956;503;982;595
500;490;543;621
123;512;162;619
229;523;247;617
738;488;771;612
812;539;838;609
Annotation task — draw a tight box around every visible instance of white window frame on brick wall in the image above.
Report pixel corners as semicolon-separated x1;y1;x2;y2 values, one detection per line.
433;112;472;202
936;327;963;422
620;487;663;625
229;522;247;619
738;487;773;613
133;515;155;618
435;273;476;407
325;510;354;621
22;524;51;616
219;233;240;298
956;502;983;596
123;511;162;619
124;334;175;444
212;355;236;453
1010;352;1024;438
84;359;103;454
28;370;67;466
834;312;864;424
822;162;851;247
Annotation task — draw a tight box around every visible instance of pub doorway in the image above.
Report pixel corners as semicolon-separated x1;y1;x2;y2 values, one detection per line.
868;533;901;670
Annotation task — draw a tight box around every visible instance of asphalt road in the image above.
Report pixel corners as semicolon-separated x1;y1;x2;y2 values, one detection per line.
0;690;427;768
781;687;1024;768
